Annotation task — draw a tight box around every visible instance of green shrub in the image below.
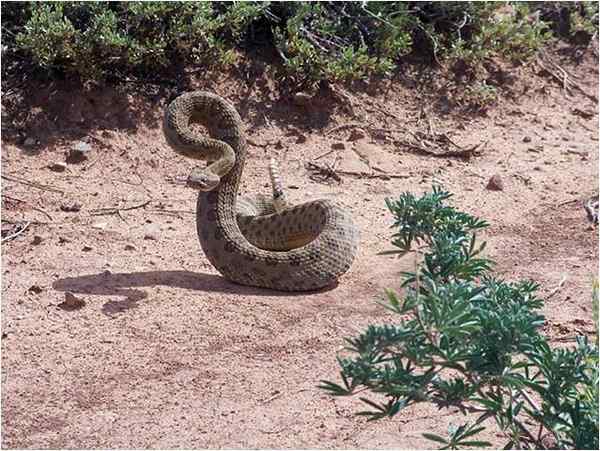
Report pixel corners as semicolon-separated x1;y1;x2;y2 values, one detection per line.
1;2;597;85
321;187;599;450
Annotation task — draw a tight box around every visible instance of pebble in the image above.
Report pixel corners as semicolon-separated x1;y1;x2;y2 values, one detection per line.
66;141;92;163
28;285;43;294
295;134;307;144
348;128;366;141
124;244;136;251
60;203;82;213
48;162;67;172
73;141;92;153
59;292;85;310
486;174;504;191
31;236;43;245
144;225;160;241
82;245;93;252
331;142;345;150
522;136;532;143
293;92;312;106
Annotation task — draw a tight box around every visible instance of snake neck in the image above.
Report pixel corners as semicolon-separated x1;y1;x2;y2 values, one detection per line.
199;132;247;229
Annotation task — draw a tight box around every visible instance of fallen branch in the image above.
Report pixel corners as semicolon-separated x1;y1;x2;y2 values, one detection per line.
313;149;336;160
1;221;31;243
306;161;409;182
338;170;410;180
537;52;598;102
306;161;342;184
2;194;54;221
1;174;64;194
90;200;151;216
398;135;485;159
545;275;568;301
325;123;364;136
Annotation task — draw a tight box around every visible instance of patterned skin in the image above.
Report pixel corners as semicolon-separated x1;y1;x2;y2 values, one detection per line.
163;91;359;291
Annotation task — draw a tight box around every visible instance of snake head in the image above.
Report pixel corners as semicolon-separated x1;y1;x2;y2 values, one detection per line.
186;167;221;191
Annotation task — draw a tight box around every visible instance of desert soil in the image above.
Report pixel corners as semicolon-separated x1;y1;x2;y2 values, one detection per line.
1;48;598;449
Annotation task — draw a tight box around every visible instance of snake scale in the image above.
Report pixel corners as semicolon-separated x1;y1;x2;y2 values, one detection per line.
163;91;359;291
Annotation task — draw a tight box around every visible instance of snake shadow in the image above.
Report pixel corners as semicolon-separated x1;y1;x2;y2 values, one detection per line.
52;270;336;315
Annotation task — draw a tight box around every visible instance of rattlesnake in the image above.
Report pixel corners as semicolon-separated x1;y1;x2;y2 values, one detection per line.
163;91;359;291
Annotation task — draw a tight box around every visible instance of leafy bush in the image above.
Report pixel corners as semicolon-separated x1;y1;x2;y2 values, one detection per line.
1;1;597;85
321;187;599;450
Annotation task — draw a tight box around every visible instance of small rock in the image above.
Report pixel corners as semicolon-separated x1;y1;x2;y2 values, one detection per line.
73;140;92;153
274;140;283;150
144;225;160;241
24;137;37;147
66;141;92;163
60;202;81;213
372;130;389;142
124;244;136;251
331;142;345;150
58;236;71;244
571;108;595;119
48;162;67;172
31;235;43;245
287;185;299;190
59;292;85;311
28;285;43;294
522;136;532;143
486;175;504;191
295;134;307;144
348;128;366;141
293;92;312;106
82;245;93;252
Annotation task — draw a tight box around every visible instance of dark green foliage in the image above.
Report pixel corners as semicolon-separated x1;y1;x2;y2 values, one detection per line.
1;2;597;85
321;188;599;449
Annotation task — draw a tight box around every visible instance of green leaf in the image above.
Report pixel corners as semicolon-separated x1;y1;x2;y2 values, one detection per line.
458;440;492;447
422;433;449;444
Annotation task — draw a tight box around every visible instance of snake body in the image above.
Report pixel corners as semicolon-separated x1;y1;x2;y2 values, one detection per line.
163;91;359;291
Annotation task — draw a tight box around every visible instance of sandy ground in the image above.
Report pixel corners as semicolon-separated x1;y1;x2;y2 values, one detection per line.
1;48;598;449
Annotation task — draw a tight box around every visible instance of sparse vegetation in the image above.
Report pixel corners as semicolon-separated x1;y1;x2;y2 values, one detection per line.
1;1;598;87
320;187;599;449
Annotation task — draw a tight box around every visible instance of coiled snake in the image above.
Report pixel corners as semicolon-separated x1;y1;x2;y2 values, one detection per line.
163;91;359;291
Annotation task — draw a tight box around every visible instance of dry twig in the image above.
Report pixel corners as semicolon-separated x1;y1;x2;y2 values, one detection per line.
1;174;64;194
545;275;568;301
1;221;31;243
90;200;151;217
2;194;54;221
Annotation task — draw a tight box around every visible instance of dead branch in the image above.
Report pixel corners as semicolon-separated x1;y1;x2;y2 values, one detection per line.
536;52;597;102
314;149;336;160
90;200;151;216
2;194;54;221
338;169;410;180
1;174;64;194
306;161;409;183
398;133;485;159
325;123;364;136
545;275;568;301
305;161;342;184
1;221;31;243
